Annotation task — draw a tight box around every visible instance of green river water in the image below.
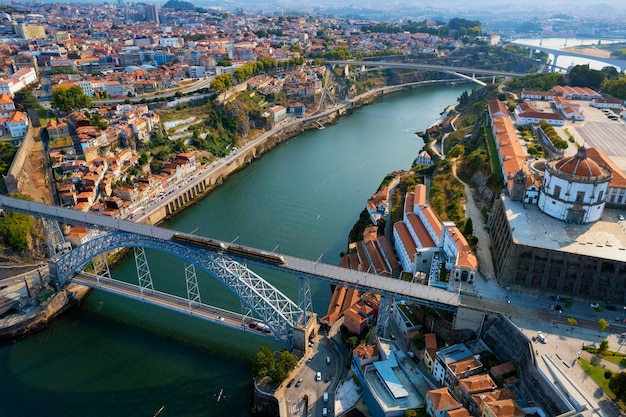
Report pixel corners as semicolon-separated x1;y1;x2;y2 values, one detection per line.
0;84;469;417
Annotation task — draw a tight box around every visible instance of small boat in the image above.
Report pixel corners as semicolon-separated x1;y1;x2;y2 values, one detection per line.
153;405;165;417
217;388;224;402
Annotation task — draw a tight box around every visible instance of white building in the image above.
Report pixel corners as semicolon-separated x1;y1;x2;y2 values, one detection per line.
441;223;477;283
0;67;38;95
415;150;433;165
159;37;183;48
516;111;565;126
591;98;622;110
6;111;28;138
538;147;612;224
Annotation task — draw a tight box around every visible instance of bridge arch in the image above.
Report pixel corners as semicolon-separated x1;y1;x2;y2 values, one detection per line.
54;231;303;348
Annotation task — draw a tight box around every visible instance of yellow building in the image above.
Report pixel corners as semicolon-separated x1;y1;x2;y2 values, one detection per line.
14;24;46;40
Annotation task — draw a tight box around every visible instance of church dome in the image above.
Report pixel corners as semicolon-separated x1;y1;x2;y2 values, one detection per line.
554;147;602;177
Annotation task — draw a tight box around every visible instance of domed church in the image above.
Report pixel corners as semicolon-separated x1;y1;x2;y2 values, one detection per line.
538;147;612;223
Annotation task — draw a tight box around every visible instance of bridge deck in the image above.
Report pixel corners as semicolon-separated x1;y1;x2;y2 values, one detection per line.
0;195;459;311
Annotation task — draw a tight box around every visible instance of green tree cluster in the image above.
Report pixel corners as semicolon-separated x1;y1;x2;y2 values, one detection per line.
254;29;283;38
216;58;232;67
162;0;195;10
324;46;352;60
210;73;234;92
253;346;298;386
51;85;93;113
602;76;626;100
507;73;564;91
568;64;607;90
13;89;39;111
539;120;568;150
0;142;16;175
609;372;626;401
0;194;33;251
233;57;278;82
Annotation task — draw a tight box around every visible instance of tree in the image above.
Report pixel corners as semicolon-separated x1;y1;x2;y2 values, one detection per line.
412;333;425;349
605;370;613;381
51;85;93;113
210;74;233;92
599;318;610;333
217;58;232;67
463;218;473;237
13;89;39;111
345;336;359;350
0;194;33;251
273;350;298;385
253;346;275;379
609;372;626;401
324;46;352;60
599;339;609;354
448;144;465;158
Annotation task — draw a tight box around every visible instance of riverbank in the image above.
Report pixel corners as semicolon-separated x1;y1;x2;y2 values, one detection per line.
138;78;468;227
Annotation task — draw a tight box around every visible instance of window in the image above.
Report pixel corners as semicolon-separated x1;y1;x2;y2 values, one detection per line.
554;185;561;198
598;191;604;202
576;191;585;203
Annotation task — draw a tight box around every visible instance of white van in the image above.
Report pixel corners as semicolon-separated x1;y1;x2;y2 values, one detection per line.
322;407;328;417
323;392;328;403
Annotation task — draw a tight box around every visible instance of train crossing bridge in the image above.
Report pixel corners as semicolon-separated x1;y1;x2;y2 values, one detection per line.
0;195;459;350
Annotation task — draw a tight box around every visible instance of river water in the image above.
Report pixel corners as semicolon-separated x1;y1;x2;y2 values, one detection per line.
0;84;468;417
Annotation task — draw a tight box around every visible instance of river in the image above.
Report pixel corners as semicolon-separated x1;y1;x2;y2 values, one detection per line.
0;84;469;417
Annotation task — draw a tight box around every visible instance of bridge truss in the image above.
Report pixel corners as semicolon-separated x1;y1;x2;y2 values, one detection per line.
54;231;304;348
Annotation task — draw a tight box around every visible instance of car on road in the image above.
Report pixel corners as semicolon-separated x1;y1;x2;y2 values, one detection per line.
306;357;312;364
322;407;328;417
537;332;547;344
217;316;224;321
316;372;322;381
619;214;625;221
295;378;303;388
590;303;600;308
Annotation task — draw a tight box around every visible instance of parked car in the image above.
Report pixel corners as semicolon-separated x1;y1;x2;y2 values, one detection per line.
590;303;600;308
316;372;322;381
286;378;294;388
619;214;624;221
295;378;303;387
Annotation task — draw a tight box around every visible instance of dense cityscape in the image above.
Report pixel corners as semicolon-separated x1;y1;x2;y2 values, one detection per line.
1;1;626;417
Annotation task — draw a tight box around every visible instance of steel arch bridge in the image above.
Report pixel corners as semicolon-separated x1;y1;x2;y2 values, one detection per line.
55;231;304;349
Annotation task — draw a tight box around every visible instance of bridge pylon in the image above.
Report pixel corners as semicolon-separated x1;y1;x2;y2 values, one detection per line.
134;246;154;296
91;252;111;283
185;262;201;308
376;296;391;339
297;275;312;324
44;219;70;260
